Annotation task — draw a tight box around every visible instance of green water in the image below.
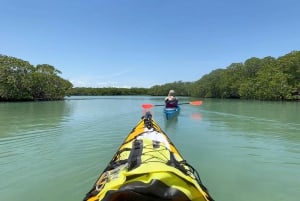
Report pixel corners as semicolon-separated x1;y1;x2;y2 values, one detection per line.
0;96;299;201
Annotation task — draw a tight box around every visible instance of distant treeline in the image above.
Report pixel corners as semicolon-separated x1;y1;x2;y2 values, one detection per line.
69;87;148;96
69;81;193;97
0;55;73;101
1;51;299;101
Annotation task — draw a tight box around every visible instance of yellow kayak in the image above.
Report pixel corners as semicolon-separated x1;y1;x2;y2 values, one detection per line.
83;112;214;201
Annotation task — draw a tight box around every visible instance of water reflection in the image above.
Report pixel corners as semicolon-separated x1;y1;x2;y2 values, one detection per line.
0;101;72;138
200;99;300;144
190;112;203;121
163;114;179;130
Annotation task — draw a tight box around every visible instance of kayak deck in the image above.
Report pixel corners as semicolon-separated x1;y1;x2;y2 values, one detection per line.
83;112;214;201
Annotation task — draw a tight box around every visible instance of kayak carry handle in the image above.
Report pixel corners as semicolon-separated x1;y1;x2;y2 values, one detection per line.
95;171;110;192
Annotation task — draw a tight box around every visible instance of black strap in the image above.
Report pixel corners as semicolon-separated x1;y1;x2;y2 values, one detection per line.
167;152;188;175
128;140;143;171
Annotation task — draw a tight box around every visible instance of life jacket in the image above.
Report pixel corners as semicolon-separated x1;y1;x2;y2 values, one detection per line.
165;98;178;108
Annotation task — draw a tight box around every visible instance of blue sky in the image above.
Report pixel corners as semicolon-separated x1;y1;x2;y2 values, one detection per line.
1;0;299;88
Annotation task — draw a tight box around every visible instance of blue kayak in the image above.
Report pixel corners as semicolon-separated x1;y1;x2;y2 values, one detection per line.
164;106;180;120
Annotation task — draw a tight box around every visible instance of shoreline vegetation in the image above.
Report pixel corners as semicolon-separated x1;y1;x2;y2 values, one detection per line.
1;51;299;102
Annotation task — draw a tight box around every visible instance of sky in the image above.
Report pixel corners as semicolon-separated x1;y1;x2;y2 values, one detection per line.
1;0;299;88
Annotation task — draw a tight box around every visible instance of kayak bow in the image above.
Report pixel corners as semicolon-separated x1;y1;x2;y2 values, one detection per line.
83;112;214;201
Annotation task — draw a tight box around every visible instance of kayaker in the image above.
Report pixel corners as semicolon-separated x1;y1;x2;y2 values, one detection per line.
165;89;178;108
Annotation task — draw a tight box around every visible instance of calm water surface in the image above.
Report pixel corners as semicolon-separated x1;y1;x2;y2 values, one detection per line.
0;96;299;201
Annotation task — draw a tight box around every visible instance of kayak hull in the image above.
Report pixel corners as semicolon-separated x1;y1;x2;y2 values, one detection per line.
164;106;180;120
83;112;213;201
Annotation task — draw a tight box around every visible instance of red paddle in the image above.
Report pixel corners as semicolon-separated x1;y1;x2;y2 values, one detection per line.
142;100;203;109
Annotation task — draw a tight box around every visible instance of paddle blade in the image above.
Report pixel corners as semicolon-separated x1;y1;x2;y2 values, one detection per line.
189;101;203;106
142;104;154;109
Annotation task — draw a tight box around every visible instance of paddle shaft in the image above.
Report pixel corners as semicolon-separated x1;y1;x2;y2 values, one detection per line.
142;100;202;109
154;102;191;106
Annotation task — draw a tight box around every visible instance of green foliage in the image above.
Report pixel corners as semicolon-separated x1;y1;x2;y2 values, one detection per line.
0;54;73;101
278;51;300;95
0;55;34;100
191;51;299;101
36;64;62;75
68;87;148;96
190;69;225;98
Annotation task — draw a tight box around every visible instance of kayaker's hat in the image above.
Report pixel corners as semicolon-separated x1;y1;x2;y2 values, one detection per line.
168;90;175;96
